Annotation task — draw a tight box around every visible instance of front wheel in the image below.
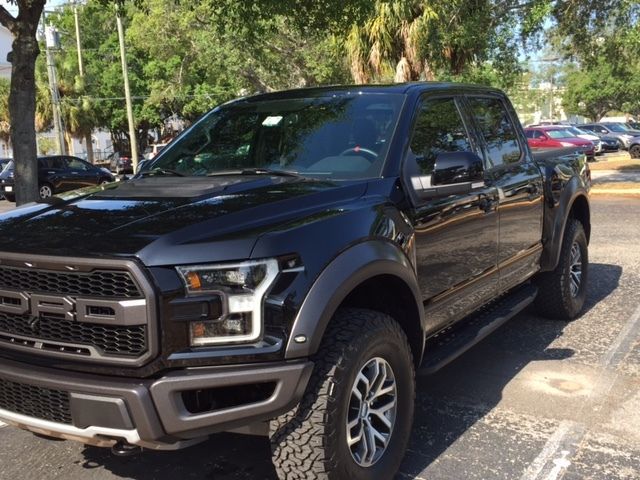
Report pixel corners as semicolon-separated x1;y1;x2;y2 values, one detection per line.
534;219;588;320
270;309;415;480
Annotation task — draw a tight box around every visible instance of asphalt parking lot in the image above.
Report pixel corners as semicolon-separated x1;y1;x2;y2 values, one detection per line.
0;195;639;480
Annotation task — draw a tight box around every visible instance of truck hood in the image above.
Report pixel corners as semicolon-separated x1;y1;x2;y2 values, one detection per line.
0;176;368;264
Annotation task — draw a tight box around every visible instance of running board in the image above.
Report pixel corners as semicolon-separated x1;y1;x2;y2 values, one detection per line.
418;284;538;376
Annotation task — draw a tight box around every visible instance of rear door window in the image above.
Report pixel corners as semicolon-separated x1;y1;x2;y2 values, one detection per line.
468;97;523;167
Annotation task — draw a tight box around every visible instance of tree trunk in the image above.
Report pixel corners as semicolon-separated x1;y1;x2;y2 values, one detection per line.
9;30;40;205
5;1;46;206
84;131;94;164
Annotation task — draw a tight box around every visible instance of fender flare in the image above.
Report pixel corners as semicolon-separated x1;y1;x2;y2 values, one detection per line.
540;185;590;271
284;240;424;359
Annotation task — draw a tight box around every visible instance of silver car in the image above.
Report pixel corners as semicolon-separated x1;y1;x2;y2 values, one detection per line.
579;123;640;150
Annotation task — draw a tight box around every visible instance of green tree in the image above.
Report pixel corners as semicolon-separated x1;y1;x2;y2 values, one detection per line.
562;59;628;121
343;0;541;85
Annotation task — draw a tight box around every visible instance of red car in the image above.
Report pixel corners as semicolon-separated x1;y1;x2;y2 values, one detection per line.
524;126;595;160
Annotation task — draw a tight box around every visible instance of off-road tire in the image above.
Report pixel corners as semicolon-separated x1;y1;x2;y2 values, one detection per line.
534;219;588;320
269;308;415;480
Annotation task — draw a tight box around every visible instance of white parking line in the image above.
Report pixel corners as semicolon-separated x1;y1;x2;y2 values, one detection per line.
521;303;640;480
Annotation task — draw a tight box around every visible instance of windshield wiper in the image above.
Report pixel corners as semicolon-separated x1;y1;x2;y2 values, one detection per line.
207;168;304;178
138;168;185;177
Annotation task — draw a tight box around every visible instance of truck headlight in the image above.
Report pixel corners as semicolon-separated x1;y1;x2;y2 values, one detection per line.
176;259;279;346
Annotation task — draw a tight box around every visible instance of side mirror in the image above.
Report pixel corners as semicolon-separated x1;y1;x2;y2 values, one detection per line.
433;151;484;185
411;151;485;199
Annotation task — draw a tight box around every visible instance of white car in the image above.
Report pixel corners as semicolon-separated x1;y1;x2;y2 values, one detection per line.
568;126;602;153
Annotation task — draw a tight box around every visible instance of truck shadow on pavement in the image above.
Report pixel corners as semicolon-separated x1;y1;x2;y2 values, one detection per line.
81;263;621;480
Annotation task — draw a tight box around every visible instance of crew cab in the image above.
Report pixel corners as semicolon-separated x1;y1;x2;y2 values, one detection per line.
0;83;590;480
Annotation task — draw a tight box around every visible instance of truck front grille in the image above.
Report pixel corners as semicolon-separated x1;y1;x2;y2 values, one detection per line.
0;266;142;298
0;377;72;424
0;254;156;366
0;313;147;357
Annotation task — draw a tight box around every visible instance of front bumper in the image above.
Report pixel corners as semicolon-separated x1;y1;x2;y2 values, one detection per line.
0;357;312;450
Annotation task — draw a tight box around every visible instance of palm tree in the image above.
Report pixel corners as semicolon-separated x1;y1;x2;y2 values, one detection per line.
346;1;438;83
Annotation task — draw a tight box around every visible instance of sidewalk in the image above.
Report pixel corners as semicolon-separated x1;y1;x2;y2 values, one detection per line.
590;169;640;195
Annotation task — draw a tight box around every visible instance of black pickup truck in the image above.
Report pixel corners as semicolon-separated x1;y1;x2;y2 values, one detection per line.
0;83;590;480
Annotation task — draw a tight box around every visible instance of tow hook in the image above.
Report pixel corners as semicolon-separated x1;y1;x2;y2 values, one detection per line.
111;440;142;457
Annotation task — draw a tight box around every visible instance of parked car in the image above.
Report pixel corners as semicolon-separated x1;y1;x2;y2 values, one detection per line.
0;155;115;202
0;83;593;480
143;143;168;160
108;152;144;174
0;158;10;200
565;126;603;154
524;126;595;160
572;127;620;153
629;137;640;158
579;123;640;149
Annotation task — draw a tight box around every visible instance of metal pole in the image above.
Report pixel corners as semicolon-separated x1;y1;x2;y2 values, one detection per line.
42;13;66;155
116;8;138;172
73;4;84;76
73;2;94;163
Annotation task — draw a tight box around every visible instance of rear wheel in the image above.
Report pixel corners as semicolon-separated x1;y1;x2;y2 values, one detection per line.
270;309;415;480
630;144;640;159
534;219;588;320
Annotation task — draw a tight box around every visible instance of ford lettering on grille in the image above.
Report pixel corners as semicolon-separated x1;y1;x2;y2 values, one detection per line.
0;289;146;326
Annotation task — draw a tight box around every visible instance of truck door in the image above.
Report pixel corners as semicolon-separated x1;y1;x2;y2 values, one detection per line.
405;96;500;333
465;95;544;292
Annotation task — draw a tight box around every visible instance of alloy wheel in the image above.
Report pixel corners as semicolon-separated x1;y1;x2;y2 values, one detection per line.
39;185;52;199
346;357;397;467
569;241;582;297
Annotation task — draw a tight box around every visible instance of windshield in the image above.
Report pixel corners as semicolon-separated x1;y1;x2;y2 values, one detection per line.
149;93;405;180
568;127;590;136
546;129;577;139
606;124;629;133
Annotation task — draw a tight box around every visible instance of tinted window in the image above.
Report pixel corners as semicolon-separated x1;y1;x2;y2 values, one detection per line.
468;97;522;166
533;131;545;139
409;97;472;175
524;130;534;139
67;158;90;171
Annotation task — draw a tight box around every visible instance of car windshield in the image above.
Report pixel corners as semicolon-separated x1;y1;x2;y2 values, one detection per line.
2;160;14;172
546;129;577;139
568;127;590;136
149;93;405;180
606;124;628;133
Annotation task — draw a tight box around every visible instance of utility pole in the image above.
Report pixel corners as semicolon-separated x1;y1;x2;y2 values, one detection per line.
43;15;66;155
72;1;94;163
116;7;138;172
